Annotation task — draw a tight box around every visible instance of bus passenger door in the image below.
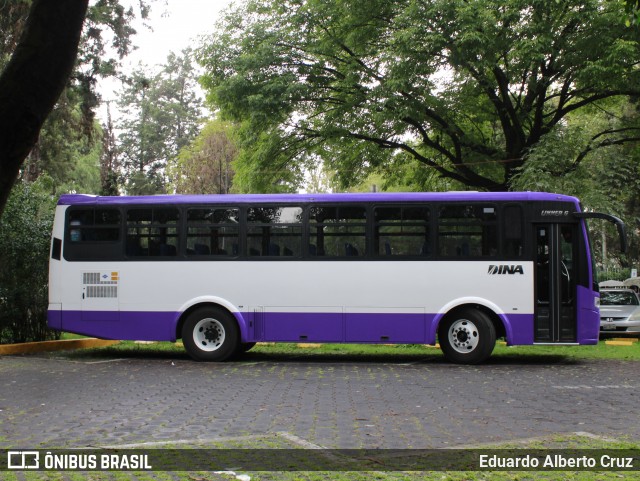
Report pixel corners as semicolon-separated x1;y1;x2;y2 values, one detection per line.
534;224;576;342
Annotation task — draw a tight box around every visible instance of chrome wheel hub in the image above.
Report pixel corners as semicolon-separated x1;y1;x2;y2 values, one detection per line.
193;318;225;352
449;319;479;353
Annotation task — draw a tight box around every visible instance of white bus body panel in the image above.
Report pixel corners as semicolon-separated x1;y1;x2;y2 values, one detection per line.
50;256;534;344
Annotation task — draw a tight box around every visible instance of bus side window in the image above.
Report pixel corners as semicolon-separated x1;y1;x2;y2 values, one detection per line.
309;206;367;257
186;208;239;258
503;205;523;257
247;206;303;257
374;206;431;257
126;208;179;258
64;208;121;261
438;204;497;258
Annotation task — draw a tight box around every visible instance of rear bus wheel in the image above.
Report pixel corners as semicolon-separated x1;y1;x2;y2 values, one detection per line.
438;308;496;364
182;307;239;361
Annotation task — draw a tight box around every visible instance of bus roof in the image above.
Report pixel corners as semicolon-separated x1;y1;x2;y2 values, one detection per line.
57;191;580;206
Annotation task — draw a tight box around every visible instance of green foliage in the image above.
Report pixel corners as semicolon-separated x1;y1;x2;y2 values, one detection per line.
230;123;306;193
511;109;637;210
82;0;139;77
168;119;237;194
1;0;154;191
199;0;640;192
0;0;30;69
1;0;154;197
510;99;640;270
624;0;640;26
117;49;203;194
23;87;103;194
0;178;57;343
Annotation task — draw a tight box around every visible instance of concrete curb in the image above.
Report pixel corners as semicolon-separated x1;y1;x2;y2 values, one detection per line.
604;340;636;346
0;338;119;355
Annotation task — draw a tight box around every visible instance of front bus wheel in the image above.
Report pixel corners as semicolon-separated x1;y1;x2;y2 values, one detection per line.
182;307;239;361
438;308;496;364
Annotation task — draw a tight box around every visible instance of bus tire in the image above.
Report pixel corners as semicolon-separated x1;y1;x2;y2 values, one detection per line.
438;308;496;364
182;306;239;361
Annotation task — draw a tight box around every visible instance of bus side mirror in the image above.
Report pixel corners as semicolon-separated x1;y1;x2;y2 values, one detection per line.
573;212;627;254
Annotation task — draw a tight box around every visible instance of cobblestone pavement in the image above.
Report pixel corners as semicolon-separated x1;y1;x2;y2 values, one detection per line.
1;352;639;449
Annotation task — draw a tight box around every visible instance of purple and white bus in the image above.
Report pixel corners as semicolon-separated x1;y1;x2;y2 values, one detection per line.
47;192;625;364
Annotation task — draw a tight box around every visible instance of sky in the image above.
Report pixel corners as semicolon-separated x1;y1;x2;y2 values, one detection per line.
97;0;232;116
124;0;232;68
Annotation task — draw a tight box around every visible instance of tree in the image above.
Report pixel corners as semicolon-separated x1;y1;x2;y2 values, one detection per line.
0;0;89;216
0;0;153;213
199;0;640;192
0;1;31;67
0;177;56;343
624;0;640;26
509;96;640;272
117;49;203;194
169;120;237;194
21;85;102;193
100;101;120;195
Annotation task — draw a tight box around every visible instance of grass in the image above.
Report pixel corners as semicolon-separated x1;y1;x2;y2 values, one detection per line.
46;337;640;363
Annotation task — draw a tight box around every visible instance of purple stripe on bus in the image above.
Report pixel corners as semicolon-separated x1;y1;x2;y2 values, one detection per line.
343;313;428;343
48;309;62;330
48;310;179;342
262;312;344;342
253;312;431;343
577;285;600;344
57;191;579;206
498;313;534;345
49;309;539;346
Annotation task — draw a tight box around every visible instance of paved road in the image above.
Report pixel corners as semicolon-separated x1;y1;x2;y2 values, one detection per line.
1;351;639;449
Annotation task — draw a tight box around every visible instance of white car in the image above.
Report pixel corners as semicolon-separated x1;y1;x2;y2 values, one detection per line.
599;289;640;338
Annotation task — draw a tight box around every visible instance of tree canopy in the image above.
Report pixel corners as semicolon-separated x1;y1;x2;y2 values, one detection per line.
0;0;89;215
116;50;204;194
0;0;153;215
168;119;237;194
200;0;640;192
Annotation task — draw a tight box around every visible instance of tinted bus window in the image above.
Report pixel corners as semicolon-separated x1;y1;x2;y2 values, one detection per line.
187;208;239;257
374;206;431;256
247;206;303;257
126;208;179;257
68;208;121;242
309;206;367;257
64;208;122;260
503;205;523;257
438;204;497;257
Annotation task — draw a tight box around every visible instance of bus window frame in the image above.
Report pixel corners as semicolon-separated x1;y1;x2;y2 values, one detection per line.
60;199;558;263
245;205;304;259
501;203;525;260
372;204;432;258
125;206;181;260
435;202;499;259
307;203;369;259
63;206;123;261
184;206;241;259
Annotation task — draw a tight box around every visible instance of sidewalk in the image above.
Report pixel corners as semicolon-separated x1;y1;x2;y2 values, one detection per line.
0;338;118;355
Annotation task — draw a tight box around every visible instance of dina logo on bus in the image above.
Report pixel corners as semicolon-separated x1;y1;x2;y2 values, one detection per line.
488;265;524;275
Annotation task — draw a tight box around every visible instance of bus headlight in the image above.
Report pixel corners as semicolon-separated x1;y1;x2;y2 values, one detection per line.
595;297;600;308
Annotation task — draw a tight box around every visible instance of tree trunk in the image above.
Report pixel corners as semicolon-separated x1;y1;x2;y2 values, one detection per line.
0;0;89;217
